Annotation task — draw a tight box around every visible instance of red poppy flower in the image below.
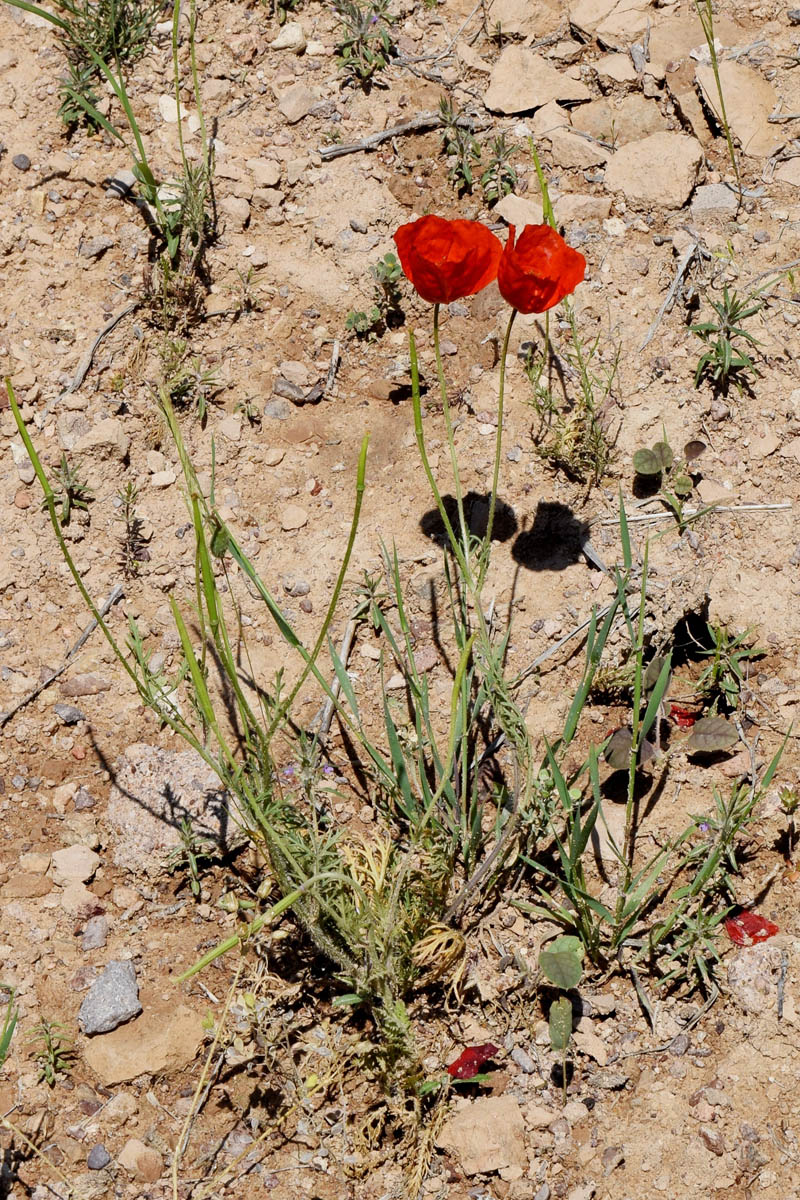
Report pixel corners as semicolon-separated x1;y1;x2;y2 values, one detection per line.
497;224;586;314
446;1043;499;1080
725;911;779;947
393;216;503;305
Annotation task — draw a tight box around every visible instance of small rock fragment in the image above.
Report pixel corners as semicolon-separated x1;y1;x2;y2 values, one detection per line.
12;153;31;171
271;20;306;52
436;1095;526;1176
118;1138;163;1183
157;94;179;123
61;674;111;697
278;83;316;124
105;169;136;199
484;46;590;114
75;418;129;461
87;1145;111;1170
79;236;115;260
53;703;85;725
82;914;109;951
604;132;703;209
51;843;100;885
699;1126;725;1156
79;960;141;1035
280;504;308;531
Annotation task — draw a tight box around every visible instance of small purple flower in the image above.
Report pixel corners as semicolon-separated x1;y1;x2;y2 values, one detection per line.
322;764;335;776
698;821;710;833
282;765;296;779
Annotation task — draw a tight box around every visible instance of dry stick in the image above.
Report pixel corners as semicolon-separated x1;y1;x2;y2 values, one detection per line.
36;301;139;429
310;616;358;742
324;338;341;397
318;110;491;161
638;241;699;351
0;583;124;728
599;501;791;526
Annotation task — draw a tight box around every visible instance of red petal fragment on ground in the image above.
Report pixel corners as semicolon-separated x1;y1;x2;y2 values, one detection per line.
725;911;779;947
670;703;697;729
446;1043;499;1080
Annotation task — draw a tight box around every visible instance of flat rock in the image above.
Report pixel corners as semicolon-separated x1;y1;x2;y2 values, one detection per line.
558;192;612;223
83;1003;205;1083
436;1095;526;1176
117;1137;163;1183
494;193;544;228
280;504;308;531
0;872;53;900
487;0;561;37
647;12;746;77
271;20;306;52
594;53;638;86
547;127;608;169
157;94;179;123
61;673;111;697
246;157;281;188
691;183;739;219
51;844;100;886
75;418;129;461
484;46;590;114
695;62;782;158
570;0;651;46
277;83;316;123
603;132;703;208
79;960;141;1035
727;945;785;1014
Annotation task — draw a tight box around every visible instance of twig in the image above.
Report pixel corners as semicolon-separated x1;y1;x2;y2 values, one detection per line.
599;501;791;526
36;301;139;429
639;241;698;351
319;109;491;161
0;583;124;728
324;339;341;398
309;616;358;742
768;112;800;122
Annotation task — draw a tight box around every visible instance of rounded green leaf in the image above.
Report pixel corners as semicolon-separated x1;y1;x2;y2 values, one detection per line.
632;448;662;476
539;935;584;990
672;474;694;498
652;441;674;471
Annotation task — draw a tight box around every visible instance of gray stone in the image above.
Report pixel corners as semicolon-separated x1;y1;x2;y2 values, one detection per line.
105;169;137;199
264;398;291;420
82;915;109;951
12;153;31;171
510;1045;537;1073
53;703;85;725
87;1145;111;1170
79;960;141;1035
79;236;115;260
690;183;739;218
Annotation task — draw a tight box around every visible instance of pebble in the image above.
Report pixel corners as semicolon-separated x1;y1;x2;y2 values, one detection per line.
53;703;85;725
82;914;109;951
51;843;100;885
78;235;115;260
510;1046;537;1073
12;153;31;171
105;169;137;199
264;447;285;466
150;469;176;489
118;1137;163;1183
87;1145;111;1170
78;960;142;1035
349;218;368;234
74;786;97;811
507;445;522;462
280;505;308;531
278;83;316;124
271;21;307;53
264;398;291;421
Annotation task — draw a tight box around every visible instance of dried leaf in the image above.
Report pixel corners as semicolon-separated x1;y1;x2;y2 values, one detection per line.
684;439;706;463
604;726;632;769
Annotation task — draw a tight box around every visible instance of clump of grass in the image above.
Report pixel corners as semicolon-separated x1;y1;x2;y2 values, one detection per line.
27;1019;74;1087
694;0;742;203
334;0;395;86
158;336;222;420
116;481;149;578
481;134;517;206
45;453;93;525
438;95;480;194
691;286;761;395
53;0;163;130
345;251;403;338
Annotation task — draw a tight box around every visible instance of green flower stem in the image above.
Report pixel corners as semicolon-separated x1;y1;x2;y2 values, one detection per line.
433;303;471;567
409;329;469;580
480;306;517;589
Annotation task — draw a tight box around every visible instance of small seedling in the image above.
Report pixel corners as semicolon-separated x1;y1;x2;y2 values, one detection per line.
632;435;706;529
27;1019;74;1087
334;0;395;85
439;95;480;194
165;817;216;899
45;453;93;526
0;989;18;1071
539;935;583;1105
345;251;403;338
159;337;222;420
694;0;742;202
116;481;149;579
481;134;517;206
693;622;763;710
691;287;761;395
